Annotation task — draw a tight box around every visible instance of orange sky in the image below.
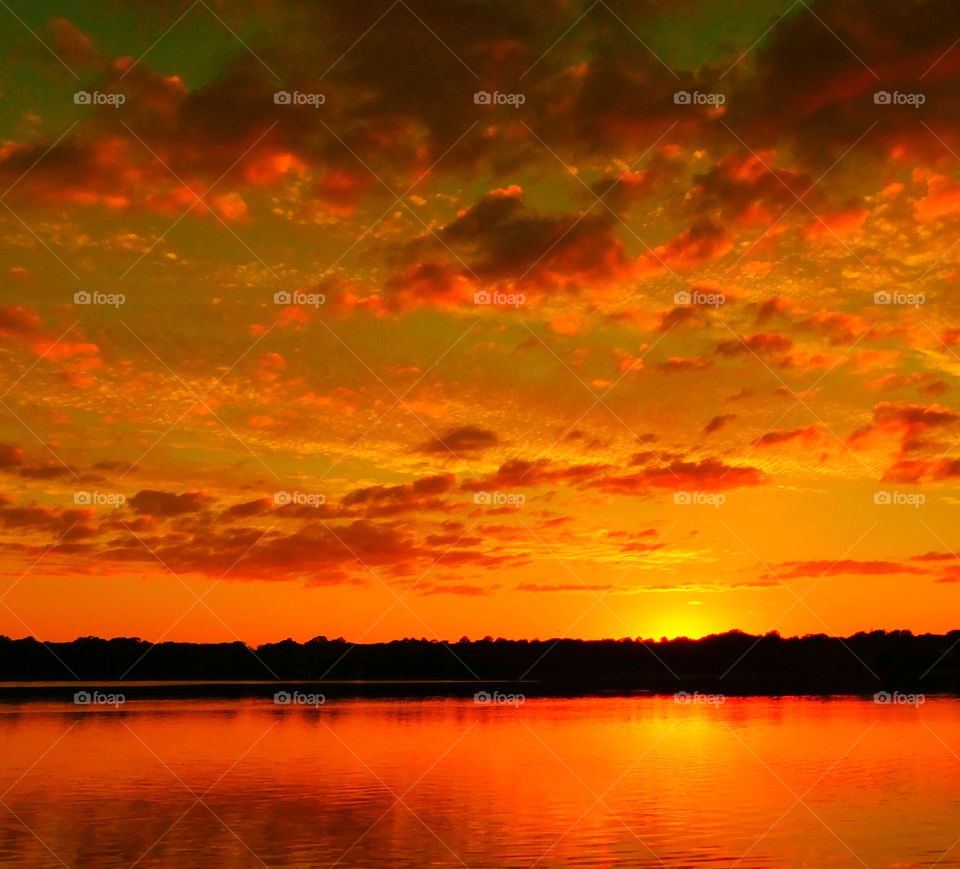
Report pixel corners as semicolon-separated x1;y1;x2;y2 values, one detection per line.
3;0;960;643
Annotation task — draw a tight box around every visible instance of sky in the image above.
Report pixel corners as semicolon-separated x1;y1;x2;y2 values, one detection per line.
2;0;960;644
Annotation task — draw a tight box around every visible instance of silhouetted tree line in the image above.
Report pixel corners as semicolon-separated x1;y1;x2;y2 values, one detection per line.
2;629;959;696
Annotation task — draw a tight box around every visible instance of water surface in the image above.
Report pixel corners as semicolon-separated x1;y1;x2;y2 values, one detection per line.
0;696;956;867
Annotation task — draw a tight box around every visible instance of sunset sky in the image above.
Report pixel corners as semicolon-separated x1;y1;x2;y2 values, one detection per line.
3;0;960;644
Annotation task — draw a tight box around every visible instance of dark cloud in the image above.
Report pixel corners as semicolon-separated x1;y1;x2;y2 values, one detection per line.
461;458;610;491
0;500;93;537
704;414;735;435
128;490;214;517
774;559;928;578
416;425;499;455
717;332;793;356
220;498;273;520
341;473;457;517
0;307;41;337
595;458;765;494
0;444;24;470
753;424;820;447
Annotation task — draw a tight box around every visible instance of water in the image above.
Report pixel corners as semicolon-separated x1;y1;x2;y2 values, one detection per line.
0;695;957;867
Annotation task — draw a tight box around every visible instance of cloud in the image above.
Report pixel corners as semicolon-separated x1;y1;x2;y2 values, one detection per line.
96;517;423;584
752;424;821;448
866;373;949;397
342;474;458;518
686;152;812;230
0;498;93;537
0;306;41;338
637;221;734;275
874;402;959;431
657;306;710;333
220;499;274;520
595;458;765;494
416;425;498;455
461;458;610;492
0;444;24;470
414;188;638;297
419;583;500;597
910;552;955;562
658;356;713;373
704;414;735;435
774;559;928;578
717;332;793;357
128;490;214;517
859;402;960;469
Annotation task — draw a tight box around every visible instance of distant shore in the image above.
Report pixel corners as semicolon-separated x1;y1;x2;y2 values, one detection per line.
1;630;957;697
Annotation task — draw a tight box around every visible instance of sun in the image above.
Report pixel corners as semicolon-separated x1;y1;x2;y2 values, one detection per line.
647;604;716;641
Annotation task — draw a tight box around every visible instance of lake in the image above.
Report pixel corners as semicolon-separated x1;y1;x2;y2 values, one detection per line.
0;695;956;867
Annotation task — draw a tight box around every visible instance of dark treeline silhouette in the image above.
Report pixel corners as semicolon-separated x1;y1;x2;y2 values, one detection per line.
2;629;960;697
